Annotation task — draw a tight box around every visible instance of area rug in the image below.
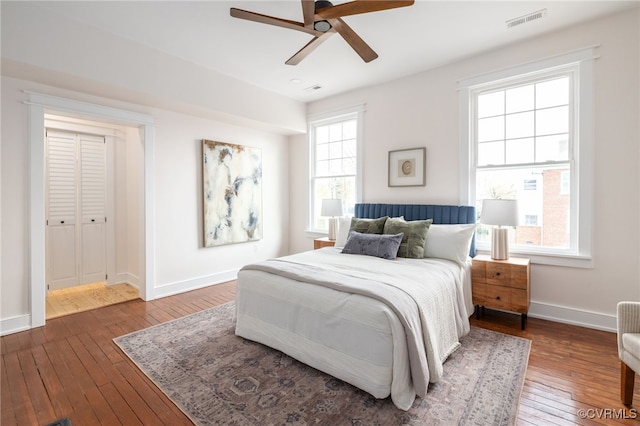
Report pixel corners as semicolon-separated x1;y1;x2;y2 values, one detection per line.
114;302;530;426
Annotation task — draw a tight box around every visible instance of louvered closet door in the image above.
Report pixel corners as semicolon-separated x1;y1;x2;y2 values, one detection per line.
46;131;107;290
79;134;107;284
46;131;79;290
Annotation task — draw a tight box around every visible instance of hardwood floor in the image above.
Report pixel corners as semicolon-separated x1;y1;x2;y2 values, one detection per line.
2;281;638;425
46;282;140;320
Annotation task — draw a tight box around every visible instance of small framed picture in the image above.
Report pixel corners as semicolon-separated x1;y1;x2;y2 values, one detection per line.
388;147;426;187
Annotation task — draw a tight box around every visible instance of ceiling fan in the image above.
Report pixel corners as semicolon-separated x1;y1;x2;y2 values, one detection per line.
230;0;415;65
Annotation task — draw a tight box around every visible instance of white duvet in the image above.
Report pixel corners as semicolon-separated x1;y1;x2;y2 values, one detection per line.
235;248;471;410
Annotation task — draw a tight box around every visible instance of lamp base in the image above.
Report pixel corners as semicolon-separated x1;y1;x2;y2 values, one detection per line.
491;227;510;260
327;217;337;241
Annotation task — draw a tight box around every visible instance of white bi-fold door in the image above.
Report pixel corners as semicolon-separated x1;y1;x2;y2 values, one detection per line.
46;130;107;291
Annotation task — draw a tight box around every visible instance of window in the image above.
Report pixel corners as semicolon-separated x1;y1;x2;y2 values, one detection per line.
459;48;596;267
523;179;537;190
308;106;363;233
476;73;572;251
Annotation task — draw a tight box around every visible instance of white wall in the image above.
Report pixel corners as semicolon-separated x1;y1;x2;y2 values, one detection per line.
1;79;30;328
1;76;290;334
290;10;640;330
151;108;290;297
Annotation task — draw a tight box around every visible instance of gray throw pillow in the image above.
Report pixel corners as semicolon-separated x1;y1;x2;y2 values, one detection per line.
383;217;433;258
341;231;404;259
349;216;389;234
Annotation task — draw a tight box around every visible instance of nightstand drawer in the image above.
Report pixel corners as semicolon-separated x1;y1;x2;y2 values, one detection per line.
485;262;528;289
480;262;529;289
485;262;512;286
472;282;512;311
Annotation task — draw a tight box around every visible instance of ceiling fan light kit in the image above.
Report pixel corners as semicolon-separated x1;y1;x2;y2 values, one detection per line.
230;0;415;65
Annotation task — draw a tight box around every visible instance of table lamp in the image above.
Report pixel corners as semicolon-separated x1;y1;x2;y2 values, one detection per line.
321;199;344;241
480;199;518;260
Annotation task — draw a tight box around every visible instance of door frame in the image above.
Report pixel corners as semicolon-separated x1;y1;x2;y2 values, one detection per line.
28;91;155;328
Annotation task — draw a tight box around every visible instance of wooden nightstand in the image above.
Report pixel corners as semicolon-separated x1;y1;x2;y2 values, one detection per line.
472;254;530;330
313;237;336;249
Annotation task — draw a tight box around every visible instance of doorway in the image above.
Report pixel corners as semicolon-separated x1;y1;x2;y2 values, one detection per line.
43;116;141;317
28;92;156;328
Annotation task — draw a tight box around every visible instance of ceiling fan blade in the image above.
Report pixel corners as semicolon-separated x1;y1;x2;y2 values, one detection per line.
316;0;414;20
301;0;315;28
285;31;335;65
330;18;378;63
230;8;321;36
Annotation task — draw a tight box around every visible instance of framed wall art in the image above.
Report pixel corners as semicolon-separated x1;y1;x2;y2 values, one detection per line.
202;139;262;247
388;147;426;187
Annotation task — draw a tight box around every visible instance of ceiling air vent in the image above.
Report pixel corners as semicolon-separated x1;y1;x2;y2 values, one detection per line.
304;84;323;93
506;9;547;29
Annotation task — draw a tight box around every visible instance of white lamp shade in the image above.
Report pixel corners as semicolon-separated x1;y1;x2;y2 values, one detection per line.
480;199;518;226
321;199;344;217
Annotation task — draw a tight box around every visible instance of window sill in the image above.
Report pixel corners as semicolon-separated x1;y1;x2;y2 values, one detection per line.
305;229;328;239
474;248;593;268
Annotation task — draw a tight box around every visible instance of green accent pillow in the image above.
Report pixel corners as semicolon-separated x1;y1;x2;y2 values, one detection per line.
349;216;389;234
383;217;433;258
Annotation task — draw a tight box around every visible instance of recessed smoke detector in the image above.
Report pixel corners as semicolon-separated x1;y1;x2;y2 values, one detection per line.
304;84;323;93
506;9;547;29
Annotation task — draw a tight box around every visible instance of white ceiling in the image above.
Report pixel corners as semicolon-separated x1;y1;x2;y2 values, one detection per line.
35;1;637;103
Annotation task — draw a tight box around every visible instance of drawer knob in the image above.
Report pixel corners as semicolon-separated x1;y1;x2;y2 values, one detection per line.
496;296;501;300
496;272;501;276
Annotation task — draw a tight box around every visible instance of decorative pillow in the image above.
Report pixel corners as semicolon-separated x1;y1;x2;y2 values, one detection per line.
341;231;404;259
424;224;476;265
334;216;352;247
349;216;389;234
383;217;432;258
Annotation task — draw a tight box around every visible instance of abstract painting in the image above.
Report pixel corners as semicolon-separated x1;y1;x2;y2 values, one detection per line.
202;140;262;247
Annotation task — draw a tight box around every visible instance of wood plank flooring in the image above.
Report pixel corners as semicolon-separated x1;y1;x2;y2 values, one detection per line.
46;282;140;320
2;281;638;425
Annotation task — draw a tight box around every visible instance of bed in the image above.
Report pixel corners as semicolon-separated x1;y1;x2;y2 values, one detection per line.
235;203;477;410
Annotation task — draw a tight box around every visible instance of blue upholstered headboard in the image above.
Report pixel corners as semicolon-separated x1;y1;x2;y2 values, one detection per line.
354;203;477;257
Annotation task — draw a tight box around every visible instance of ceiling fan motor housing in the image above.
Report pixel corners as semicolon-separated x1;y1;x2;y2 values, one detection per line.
314;0;333;32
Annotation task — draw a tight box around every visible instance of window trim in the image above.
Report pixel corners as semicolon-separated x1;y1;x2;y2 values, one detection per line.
459;47;597;268
306;104;364;235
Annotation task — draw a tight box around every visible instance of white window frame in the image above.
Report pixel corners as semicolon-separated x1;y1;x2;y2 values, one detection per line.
459;47;597;268
306;105;364;235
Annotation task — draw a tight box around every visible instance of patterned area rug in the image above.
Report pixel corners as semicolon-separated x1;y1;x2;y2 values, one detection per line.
114;302;530;426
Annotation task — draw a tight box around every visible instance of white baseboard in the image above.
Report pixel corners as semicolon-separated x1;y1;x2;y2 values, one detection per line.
529;301;616;332
1;314;32;336
154;269;239;299
112;272;140;290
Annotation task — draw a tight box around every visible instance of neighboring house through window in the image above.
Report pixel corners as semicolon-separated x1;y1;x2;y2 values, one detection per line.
308;105;364;234
459;48;596;267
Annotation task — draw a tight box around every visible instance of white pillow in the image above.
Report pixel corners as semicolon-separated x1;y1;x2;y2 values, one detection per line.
334;216;352;247
424;224;476;264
